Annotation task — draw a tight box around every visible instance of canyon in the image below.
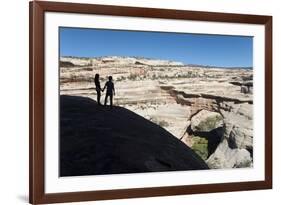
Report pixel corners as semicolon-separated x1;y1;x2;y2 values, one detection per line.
60;56;253;169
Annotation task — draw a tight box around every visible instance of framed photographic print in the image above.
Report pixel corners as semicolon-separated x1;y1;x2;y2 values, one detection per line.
29;1;272;204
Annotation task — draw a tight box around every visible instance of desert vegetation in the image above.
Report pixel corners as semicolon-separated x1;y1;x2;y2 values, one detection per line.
60;56;253;169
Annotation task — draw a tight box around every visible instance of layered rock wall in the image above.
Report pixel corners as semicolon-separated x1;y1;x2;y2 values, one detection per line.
60;56;253;169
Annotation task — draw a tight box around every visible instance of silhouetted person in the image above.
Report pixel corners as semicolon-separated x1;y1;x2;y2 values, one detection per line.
103;76;115;108
94;74;102;105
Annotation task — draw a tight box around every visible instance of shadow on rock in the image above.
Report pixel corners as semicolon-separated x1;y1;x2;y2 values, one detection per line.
60;95;209;176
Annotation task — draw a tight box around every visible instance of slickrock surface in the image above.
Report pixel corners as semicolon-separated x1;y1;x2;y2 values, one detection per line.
60;95;208;176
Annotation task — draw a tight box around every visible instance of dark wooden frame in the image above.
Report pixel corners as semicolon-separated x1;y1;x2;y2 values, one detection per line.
29;1;272;204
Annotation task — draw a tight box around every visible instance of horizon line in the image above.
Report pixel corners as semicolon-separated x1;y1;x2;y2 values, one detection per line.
60;55;253;69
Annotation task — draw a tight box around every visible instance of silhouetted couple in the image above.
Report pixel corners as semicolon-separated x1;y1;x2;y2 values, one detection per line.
94;74;115;108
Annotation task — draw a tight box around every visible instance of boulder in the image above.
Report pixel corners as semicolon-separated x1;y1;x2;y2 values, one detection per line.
190;110;224;132
228;125;253;150
206;139;252;169
220;103;253;152
240;84;252;94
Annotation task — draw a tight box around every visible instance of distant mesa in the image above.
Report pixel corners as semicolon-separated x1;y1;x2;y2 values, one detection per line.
60;56;252;69
60;56;184;67
102;59;116;63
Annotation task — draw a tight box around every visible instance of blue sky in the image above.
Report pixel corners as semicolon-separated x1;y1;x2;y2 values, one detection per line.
60;27;253;67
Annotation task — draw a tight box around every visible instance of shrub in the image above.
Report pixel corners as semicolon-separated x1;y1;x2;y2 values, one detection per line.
128;73;138;80
158;120;169;127
152;74;157;80
149;117;169;128
191;136;209;160
80;67;92;71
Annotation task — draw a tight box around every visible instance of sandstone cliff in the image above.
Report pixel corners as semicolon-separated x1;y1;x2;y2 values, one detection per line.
60;56;253;170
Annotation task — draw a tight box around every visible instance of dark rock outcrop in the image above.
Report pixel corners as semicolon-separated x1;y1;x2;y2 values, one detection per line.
135;61;147;65
60;61;75;67
60;95;209;177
